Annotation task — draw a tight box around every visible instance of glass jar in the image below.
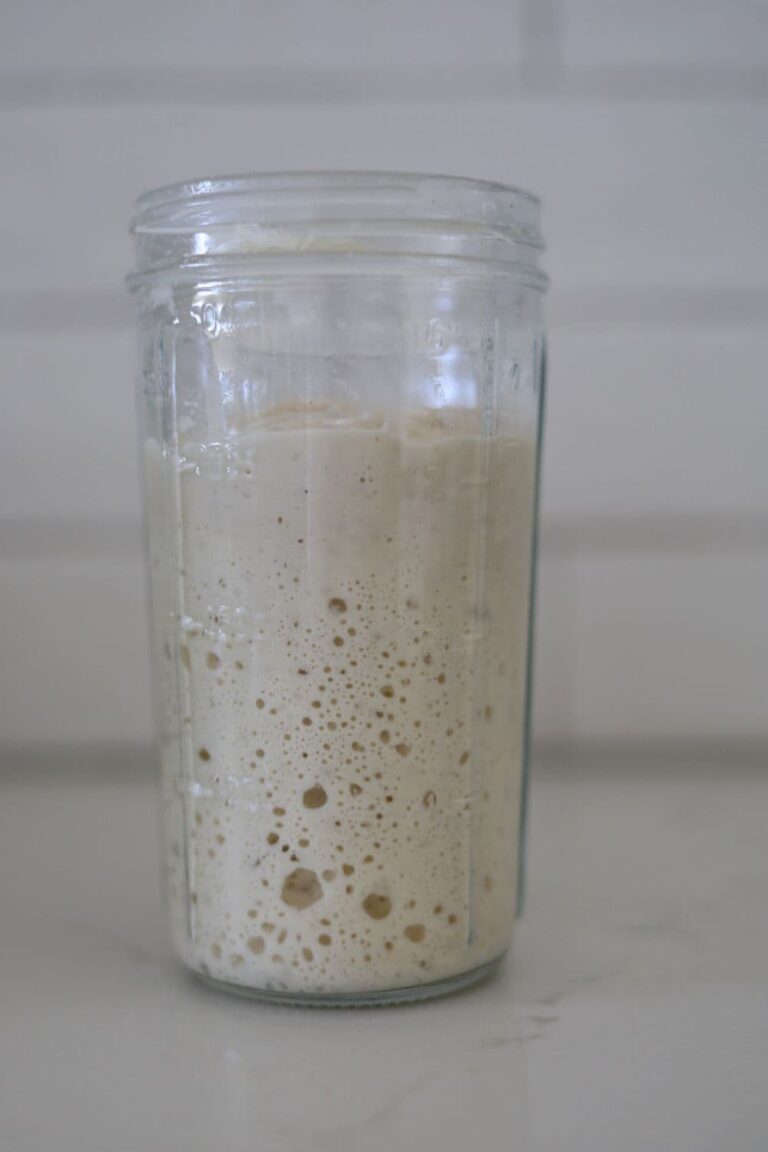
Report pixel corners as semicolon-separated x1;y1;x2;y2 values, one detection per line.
129;172;547;1005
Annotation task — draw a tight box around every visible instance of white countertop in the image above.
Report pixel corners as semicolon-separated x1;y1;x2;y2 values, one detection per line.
1;749;766;1152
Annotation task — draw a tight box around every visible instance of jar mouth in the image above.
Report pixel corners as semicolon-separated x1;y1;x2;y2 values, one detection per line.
130;170;546;287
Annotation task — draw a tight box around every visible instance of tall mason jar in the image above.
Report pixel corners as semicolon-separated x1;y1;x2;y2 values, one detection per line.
129;172;547;1005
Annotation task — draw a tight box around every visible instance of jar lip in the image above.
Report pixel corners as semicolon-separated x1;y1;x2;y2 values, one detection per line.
132;170;543;246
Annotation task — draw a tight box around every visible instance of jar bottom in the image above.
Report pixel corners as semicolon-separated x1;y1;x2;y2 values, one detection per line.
191;954;505;1008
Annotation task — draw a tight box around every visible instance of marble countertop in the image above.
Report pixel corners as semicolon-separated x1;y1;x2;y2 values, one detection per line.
1;749;766;1152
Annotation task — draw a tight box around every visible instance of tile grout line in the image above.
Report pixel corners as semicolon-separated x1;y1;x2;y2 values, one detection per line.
520;0;563;86
0;63;766;108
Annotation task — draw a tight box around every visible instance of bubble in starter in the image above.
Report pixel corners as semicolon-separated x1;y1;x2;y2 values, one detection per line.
404;924;426;943
362;893;392;920
281;868;324;910
303;786;328;809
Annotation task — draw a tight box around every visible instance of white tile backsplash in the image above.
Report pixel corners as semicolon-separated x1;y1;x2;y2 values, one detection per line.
0;332;141;520
1;0;766;747
3;0;524;72
0;99;766;298
0;556;151;743
564;552;768;741
561;0;768;69
543;327;768;518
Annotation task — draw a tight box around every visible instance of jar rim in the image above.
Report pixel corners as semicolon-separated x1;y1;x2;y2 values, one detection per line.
130;171;546;288
132;170;542;242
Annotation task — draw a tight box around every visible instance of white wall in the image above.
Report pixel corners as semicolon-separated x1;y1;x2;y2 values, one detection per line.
2;0;767;747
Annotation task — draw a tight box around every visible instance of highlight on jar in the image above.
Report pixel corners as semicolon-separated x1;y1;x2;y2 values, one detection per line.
129;172;548;1005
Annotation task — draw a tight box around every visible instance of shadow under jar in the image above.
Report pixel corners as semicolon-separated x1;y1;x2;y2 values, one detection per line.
129;172;547;1005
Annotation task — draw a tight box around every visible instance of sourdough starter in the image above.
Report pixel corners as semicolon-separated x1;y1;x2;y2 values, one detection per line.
154;402;536;996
